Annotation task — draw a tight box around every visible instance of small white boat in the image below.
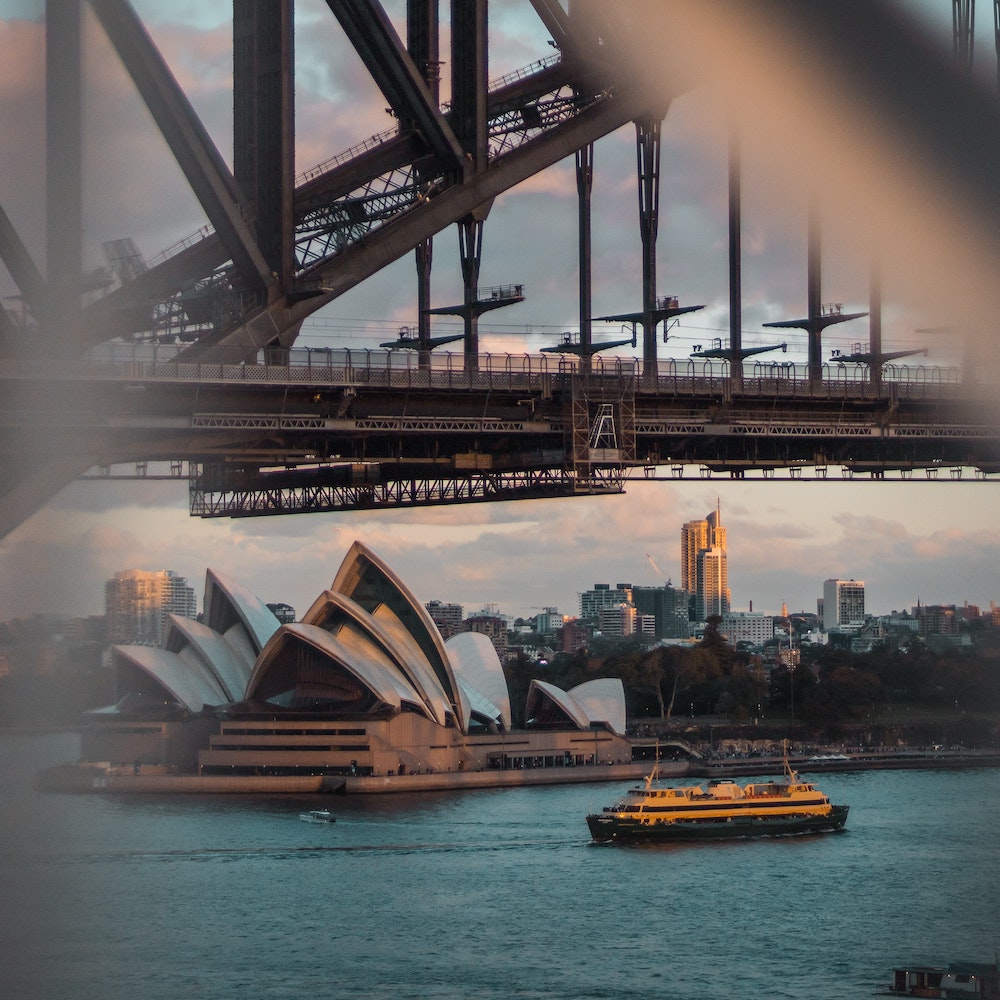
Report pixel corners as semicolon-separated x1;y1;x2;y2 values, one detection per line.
299;809;336;824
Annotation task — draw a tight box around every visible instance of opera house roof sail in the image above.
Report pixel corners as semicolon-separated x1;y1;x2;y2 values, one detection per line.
201;568;281;681
246;623;414;715
330;541;466;727
88;541;633;787
525;678;627;736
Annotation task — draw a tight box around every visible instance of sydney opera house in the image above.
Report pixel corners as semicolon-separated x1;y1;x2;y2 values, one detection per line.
76;541;636;790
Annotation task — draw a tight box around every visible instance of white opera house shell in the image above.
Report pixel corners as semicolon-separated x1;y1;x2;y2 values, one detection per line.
82;542;633;784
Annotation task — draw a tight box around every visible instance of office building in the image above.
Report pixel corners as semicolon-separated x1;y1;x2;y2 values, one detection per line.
697;546;729;619
561;618;591;653
580;583;632;621
597;604;637;638
267;603;296;625
465;612;509;660
425;600;464;639
822;579;866;631
680;520;708;594
721;611;774;646
533;608;563;640
681;504;730;621
105;569;197;646
632;585;692;639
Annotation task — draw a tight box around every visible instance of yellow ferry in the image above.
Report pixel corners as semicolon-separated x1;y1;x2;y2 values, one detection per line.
586;754;849;843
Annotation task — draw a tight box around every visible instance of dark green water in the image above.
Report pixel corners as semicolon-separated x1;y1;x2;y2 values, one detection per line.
1;733;997;1000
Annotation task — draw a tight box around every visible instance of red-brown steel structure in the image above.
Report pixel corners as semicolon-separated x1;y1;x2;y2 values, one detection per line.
3;1;1000;535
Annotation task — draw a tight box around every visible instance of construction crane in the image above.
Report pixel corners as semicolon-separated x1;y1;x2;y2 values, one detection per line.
646;553;671;587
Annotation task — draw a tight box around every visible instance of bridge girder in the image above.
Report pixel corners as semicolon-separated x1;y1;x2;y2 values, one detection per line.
5;3;1000;535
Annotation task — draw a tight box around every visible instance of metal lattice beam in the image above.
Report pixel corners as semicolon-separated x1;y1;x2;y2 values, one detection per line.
189;465;624;518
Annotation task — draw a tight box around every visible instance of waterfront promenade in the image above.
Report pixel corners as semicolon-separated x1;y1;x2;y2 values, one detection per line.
34;747;1000;795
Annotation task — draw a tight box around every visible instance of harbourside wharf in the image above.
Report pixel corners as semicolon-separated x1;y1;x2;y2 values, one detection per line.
34;747;1000;795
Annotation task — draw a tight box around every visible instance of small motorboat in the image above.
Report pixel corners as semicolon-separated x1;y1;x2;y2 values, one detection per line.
299;809;336;824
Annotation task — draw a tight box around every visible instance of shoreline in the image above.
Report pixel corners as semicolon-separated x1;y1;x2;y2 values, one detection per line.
33;748;1000;795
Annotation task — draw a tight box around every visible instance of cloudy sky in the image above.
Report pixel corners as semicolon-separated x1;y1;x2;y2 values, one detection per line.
1;1;999;623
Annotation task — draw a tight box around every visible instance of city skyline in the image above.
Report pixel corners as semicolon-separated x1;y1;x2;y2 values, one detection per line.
5;480;995;629
1;5;999;629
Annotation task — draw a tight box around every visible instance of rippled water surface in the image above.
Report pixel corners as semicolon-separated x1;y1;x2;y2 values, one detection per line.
1;734;997;1000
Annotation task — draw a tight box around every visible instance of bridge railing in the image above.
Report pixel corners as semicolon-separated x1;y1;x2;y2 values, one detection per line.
5;344;982;403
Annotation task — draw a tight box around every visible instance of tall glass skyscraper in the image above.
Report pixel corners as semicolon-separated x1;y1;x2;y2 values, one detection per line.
105;569;198;646
681;503;730;620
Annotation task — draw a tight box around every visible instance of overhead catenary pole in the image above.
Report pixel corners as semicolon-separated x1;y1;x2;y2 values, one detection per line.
806;197;823;384
576;142;595;375
869;253;883;391
636;115;664;382
728;109;743;386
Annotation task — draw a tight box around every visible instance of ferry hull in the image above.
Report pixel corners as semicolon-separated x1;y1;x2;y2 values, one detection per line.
587;804;849;843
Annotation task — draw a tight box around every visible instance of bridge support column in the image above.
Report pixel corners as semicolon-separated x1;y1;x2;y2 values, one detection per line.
459;217;484;372
450;0;488;166
576;143;594;375
636;116;664;384
869;254;883;392
415;238;433;369
954;0;975;71
728;113;743;387
807;198;823;385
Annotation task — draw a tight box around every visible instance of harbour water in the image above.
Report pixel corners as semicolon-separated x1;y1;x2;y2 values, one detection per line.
1;732;997;1000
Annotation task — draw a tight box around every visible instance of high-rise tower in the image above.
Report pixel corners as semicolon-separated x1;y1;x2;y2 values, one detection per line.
680;502;730;620
105;569;198;646
822;579;865;631
680;519;708;594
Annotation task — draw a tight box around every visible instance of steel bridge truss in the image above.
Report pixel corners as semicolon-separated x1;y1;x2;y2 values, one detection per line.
189;464;626;518
47;0;645;361
294;61;594;271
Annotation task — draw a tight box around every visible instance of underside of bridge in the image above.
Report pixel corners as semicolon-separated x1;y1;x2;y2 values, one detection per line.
3;2;1000;534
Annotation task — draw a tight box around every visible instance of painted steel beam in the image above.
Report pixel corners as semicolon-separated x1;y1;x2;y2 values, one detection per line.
0;205;47;319
233;1;296;289
89;0;274;293
199;90;650;358
0;455;95;541
80;57;567;345
406;0;441;105
45;0;81;348
450;0;489;166
528;0;572;50
325;0;466;172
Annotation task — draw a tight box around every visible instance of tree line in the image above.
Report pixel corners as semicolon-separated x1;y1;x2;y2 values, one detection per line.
504;617;1000;733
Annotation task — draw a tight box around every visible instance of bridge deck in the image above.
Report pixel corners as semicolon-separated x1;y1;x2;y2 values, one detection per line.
3;350;998;521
